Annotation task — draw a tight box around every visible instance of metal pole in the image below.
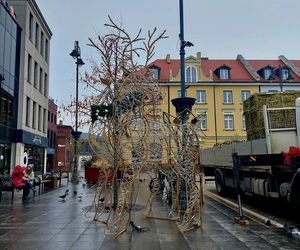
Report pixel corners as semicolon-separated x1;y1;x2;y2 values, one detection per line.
72;42;79;182
279;65;283;92
179;0;188;211
179;0;186;98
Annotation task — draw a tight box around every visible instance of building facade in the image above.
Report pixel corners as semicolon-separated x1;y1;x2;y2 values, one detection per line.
149;53;300;148
56;121;74;173
46;97;56;171
8;0;52;173
0;1;21;174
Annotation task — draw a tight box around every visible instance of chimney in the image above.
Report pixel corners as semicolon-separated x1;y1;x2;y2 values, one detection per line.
196;52;201;61
166;54;171;64
59;120;63;125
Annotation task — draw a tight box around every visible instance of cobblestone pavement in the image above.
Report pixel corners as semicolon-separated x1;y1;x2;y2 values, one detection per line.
0;179;299;250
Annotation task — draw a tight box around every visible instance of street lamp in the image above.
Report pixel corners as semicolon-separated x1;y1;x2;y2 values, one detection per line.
70;41;85;182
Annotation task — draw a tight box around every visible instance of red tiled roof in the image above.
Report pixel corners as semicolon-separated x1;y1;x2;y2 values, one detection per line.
249;60;300;82
149;57;300;83
149;59;180;82
201;59;254;82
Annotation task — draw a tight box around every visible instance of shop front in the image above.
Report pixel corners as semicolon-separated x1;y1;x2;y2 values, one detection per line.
15;130;48;174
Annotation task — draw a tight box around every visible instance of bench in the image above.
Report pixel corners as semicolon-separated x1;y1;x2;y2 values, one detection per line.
42;173;55;190
50;169;70;187
0;176;14;202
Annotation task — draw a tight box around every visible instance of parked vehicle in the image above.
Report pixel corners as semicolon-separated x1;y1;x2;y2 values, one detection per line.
201;95;300;217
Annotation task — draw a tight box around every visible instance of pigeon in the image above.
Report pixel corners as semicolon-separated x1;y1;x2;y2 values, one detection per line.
65;189;69;194
82;181;86;187
291;228;300;239
282;223;293;238
73;191;77;195
129;221;149;233
59;193;68;201
78;193;83;201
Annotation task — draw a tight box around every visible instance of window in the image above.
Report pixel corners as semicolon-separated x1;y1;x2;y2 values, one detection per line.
27;54;32;83
43;108;47;133
26;97;30;126
224;114;234;130
39;67;43;92
34;61;38;88
281;68;289;80
186;66;197;83
38;105;42;131
242;114;246;130
264;69;273;80
177;90;187;98
196;90;206;103
32;101;36;129
223;91;233;104
35;23;39;49
45;39;49;62
44;73;48;96
241;90;250;102
40;31;44;56
199;113;207;130
220;69;229;79
29;13;33;41
150;68;159;79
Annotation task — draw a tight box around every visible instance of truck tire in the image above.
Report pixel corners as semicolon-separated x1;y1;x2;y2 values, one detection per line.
215;170;226;195
290;172;300;221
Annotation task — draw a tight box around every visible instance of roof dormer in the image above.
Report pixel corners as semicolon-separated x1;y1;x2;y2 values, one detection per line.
148;65;161;80
214;65;231;80
257;65;275;80
276;66;293;81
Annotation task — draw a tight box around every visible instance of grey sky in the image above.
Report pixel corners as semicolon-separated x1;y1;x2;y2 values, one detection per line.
35;0;300;120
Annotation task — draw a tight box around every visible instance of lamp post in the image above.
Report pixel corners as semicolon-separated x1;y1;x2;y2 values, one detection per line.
169;0;196;212
70;41;84;182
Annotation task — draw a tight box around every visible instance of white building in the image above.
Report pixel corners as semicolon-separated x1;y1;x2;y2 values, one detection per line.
8;0;52;173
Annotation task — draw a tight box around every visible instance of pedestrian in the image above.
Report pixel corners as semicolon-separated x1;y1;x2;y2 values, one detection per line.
12;165;30;200
23;165;36;193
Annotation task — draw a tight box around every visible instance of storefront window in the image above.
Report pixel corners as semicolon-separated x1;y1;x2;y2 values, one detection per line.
24;145;44;174
0;144;11;175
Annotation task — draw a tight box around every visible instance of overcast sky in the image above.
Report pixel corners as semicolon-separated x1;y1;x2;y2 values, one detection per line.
35;0;300;124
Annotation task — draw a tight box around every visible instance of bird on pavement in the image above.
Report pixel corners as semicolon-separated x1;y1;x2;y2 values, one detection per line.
78;193;83;201
65;189;69;194
73;191;77;195
59;193;68;201
82;181;86;187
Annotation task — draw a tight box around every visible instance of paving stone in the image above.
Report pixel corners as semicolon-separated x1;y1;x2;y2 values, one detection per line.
0;180;299;249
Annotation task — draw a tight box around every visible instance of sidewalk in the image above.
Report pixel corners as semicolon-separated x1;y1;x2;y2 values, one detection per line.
0;179;299;250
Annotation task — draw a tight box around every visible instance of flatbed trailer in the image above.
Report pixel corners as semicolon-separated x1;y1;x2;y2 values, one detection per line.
201;100;300;217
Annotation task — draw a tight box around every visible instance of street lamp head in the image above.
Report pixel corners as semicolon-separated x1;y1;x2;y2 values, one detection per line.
70;41;81;59
77;58;85;66
70;49;80;59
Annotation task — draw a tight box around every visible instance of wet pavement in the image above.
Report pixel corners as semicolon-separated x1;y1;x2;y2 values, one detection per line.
0;179;299;250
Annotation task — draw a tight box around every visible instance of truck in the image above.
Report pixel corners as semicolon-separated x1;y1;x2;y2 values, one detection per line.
201;93;300;217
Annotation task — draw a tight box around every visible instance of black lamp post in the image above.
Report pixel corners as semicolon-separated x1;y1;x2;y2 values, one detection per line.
169;0;196;212
70;41;84;182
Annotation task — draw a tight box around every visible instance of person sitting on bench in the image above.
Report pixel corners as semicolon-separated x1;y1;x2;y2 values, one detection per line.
12;165;31;200
23;165;36;193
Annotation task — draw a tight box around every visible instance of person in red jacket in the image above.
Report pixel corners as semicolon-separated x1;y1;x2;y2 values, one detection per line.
12;165;30;200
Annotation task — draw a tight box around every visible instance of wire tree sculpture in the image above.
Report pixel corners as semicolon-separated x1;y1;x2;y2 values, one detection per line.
79;16;204;237
80;16;167;237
